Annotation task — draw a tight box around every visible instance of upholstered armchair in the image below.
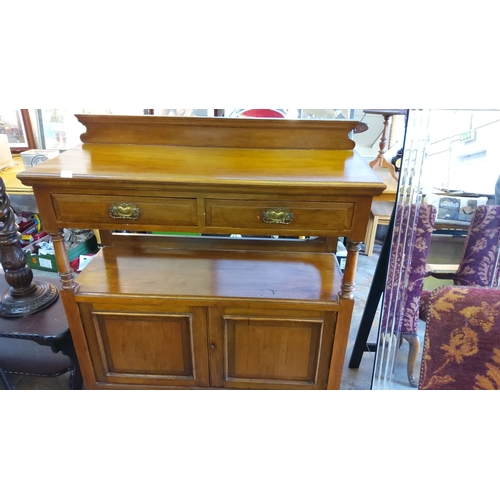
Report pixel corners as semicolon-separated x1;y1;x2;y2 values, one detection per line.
419;285;500;390
380;203;437;387
419;205;500;321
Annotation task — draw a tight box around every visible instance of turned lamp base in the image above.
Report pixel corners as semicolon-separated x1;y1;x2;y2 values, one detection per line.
0;281;59;317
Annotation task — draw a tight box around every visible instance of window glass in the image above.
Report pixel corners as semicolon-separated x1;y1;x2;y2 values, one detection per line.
299;109;352;119
154;109;212;117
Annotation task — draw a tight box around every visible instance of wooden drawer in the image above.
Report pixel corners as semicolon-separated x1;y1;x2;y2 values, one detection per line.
205;199;354;234
51;194;198;228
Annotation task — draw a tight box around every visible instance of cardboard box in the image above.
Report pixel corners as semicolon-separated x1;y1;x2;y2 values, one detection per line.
426;194;488;223
24;234;98;272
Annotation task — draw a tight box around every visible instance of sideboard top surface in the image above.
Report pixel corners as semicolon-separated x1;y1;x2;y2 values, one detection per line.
18;144;386;195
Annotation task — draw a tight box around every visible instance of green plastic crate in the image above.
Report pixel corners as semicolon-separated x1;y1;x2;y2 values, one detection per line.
24;234;98;273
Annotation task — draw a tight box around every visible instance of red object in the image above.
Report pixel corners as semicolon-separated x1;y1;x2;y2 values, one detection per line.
70;254;96;274
33;231;47;241
18;219;35;232
239;109;285;118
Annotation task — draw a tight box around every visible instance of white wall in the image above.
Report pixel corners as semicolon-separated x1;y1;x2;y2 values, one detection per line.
421;110;500;196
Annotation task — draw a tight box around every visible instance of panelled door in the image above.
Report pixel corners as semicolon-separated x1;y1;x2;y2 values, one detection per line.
208;305;336;390
78;301;210;388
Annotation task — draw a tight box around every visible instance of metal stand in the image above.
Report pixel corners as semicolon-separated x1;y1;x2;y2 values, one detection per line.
348;203;396;368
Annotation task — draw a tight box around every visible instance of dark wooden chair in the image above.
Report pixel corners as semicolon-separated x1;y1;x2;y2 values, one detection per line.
0;275;83;390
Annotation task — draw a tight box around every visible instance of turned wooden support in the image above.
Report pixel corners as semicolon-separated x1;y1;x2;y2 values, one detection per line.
0;177;59;317
364;109;407;182
370;114;391;168
340;240;362;300
49;230;78;292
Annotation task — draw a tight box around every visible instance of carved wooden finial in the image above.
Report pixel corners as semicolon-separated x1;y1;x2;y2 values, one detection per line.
0;177;59;317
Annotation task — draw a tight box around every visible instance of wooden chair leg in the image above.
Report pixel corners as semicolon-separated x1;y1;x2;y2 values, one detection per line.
402;333;420;387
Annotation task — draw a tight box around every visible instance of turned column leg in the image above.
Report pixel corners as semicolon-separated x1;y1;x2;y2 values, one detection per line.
325;240;363;389
49;231;77;292
340;240;362;300
49;230;96;389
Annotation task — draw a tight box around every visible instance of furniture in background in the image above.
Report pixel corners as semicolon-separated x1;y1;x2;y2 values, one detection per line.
364;201;395;256
380;203;437;386
349;203;437;387
363;109;407;181
358;111;399;257
0;177;81;390
0;155;38;212
0;177;59;317
18;114;385;390
371;165;398;202
0;275;82;390
361;163;398;256
419;285;500;390
420;204;500;321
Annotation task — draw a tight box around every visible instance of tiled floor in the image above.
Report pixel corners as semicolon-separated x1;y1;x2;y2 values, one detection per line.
1;241;422;390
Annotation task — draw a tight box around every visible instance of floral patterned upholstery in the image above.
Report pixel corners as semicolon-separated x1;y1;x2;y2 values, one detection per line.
420;205;500;320
381;203;437;386
419;285;500;389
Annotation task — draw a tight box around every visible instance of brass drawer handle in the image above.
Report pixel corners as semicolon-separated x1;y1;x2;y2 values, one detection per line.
263;208;294;225
109;203;141;220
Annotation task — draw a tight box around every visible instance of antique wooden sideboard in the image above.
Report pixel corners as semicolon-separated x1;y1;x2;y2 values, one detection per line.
17;115;385;390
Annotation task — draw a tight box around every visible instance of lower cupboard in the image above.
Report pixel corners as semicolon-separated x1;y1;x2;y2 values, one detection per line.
77;300;338;390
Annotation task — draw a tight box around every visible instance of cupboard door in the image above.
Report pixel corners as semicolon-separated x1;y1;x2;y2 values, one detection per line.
80;303;209;388
208;307;336;390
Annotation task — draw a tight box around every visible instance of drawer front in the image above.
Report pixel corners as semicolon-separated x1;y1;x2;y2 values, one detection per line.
205;199;354;234
51;194;198;228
